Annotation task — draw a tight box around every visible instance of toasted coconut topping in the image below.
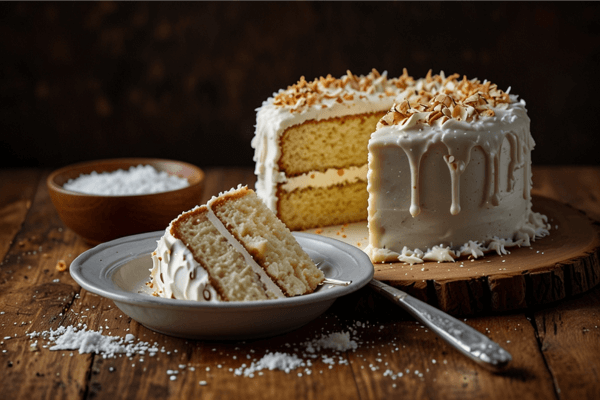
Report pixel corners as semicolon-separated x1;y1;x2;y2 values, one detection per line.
272;69;414;113
376;70;512;129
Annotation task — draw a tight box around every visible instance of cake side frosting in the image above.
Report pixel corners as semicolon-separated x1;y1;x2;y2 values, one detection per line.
253;69;412;211
366;72;550;264
150;220;221;302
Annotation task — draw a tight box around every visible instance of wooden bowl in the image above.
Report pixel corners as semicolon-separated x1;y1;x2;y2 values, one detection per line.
47;158;205;245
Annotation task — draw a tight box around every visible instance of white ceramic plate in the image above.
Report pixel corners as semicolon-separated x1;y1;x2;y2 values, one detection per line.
70;231;374;340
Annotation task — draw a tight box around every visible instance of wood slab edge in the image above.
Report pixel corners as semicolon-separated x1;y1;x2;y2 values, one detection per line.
431;216;600;316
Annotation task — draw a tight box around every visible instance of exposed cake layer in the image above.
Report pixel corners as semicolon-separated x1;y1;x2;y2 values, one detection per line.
209;186;324;295
150;186;324;301
253;69;411;214
366;73;550;263
279;112;384;176
278;180;368;231
150;206;276;301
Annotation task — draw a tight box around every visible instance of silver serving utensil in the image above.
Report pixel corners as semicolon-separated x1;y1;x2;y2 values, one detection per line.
323;277;352;286
369;279;512;372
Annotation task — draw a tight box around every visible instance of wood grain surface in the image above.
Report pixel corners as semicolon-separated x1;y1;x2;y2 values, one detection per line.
1;166;599;400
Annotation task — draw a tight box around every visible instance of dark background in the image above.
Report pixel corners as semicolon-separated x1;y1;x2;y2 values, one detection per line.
2;2;599;170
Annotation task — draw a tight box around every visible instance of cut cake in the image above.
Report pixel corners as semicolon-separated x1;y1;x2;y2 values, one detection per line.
253;69;414;231
253;70;550;264
150;186;324;301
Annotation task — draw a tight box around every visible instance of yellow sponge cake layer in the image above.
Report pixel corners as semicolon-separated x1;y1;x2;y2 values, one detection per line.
277;181;368;231
169;206;270;301
209;186;324;296
253;69;411;230
279;112;385;176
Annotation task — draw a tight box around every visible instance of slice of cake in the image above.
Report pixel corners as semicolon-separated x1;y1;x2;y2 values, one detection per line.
366;72;550;263
253;69;414;231
150;186;324;301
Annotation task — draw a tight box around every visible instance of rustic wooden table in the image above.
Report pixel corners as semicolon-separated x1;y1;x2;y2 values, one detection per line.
1;166;599;400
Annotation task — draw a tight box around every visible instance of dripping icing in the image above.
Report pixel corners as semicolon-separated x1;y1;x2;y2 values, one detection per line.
391;120;528;218
366;98;549;261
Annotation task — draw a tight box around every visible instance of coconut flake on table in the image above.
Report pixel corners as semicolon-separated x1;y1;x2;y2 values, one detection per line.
21;317;433;385
63;164;189;196
235;352;305;376
233;331;359;377
26;325;160;359
305;331;358;353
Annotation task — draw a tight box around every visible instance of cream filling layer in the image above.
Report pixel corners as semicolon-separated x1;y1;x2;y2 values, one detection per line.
280;164;368;192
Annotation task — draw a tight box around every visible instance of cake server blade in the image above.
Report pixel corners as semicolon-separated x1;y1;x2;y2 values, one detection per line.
368;279;512;372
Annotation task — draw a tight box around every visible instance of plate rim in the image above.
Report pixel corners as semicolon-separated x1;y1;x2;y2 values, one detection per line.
70;230;374;311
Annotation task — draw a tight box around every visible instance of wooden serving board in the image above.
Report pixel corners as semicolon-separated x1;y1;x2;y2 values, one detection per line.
305;195;600;315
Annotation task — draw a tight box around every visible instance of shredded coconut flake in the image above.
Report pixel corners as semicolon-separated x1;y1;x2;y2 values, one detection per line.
26;325;159;359
63;165;189;196
237;352;304;376
377;71;512;129
307;331;358;352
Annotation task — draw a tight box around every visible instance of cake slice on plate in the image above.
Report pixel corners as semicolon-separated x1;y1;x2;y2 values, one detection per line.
150;186;324;301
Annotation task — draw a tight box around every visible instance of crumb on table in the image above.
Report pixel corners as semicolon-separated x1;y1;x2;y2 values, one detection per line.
55;260;68;272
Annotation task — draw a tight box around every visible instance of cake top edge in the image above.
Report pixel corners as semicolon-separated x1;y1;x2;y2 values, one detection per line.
169;205;208;237
376;72;516;129
266;68;413;113
263;69;516;126
207;184;251;210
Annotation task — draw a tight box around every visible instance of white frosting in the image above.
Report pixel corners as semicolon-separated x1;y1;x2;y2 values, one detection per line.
367;97;550;264
397;247;425;264
458;241;485;259
423;246;457;263
252;71;405;211
252;70;550;264
150;225;220;302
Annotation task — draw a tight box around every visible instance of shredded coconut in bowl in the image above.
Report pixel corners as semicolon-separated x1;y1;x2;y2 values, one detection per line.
63;165;189;196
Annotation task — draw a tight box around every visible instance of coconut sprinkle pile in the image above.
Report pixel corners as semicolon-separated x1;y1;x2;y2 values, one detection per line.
63;164;189;196
18;317;420;385
377;70;512;129
26;325;161;359
234;331;359;377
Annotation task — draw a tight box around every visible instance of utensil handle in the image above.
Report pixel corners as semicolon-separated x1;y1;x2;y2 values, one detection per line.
369;279;512;372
